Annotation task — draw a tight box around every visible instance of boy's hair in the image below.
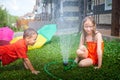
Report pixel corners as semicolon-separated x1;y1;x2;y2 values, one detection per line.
23;28;38;38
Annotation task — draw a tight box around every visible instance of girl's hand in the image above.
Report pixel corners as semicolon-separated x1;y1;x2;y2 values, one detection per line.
94;66;101;69
31;70;40;75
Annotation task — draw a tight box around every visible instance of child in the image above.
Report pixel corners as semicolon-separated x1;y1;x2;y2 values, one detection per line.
74;16;104;69
0;28;40;75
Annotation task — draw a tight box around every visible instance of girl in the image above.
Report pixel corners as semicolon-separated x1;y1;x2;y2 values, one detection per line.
74;16;104;69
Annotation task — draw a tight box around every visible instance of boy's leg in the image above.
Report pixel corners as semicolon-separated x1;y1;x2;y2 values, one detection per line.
78;58;93;67
0;56;1;67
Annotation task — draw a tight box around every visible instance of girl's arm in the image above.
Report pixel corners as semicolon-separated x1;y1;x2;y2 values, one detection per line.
23;58;40;75
78;33;84;48
95;33;103;69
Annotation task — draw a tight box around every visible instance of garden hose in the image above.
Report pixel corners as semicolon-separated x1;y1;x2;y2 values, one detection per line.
44;59;77;80
44;61;62;80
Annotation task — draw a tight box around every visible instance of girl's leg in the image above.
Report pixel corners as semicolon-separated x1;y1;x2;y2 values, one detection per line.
74;45;88;64
74;56;80;63
78;58;93;67
76;45;88;59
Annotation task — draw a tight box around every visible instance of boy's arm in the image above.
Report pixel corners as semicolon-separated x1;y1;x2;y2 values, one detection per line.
23;61;29;69
23;58;39;75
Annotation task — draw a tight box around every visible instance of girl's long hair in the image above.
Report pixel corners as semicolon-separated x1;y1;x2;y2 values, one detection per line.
81;16;96;44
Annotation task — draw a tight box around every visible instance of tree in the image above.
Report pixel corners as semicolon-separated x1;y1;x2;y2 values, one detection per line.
0;7;8;27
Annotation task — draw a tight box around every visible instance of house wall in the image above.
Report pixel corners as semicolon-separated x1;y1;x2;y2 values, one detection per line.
92;0;112;25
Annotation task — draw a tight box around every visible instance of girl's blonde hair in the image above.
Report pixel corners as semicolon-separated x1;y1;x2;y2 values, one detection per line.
23;28;38;39
81;16;96;43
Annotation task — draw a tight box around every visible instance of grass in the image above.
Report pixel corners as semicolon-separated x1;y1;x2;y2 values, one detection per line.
0;33;120;80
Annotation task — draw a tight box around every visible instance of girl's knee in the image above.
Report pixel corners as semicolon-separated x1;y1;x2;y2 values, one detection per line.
80;45;86;50
76;50;83;57
78;61;85;67
76;49;80;54
78;58;93;67
76;50;88;58
76;48;84;54
77;46;87;53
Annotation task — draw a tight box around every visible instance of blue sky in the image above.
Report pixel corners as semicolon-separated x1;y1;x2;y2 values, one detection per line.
0;0;36;16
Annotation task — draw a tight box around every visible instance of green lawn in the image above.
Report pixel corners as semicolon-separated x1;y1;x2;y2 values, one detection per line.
0;34;120;80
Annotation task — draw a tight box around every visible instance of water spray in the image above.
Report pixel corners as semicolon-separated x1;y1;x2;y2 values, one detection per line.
59;34;71;65
59;33;78;72
44;33;78;79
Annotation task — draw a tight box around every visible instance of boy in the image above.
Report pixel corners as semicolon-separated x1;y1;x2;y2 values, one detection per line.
0;28;39;75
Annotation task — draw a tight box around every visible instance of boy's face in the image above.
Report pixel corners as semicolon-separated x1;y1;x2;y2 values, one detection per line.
26;34;38;46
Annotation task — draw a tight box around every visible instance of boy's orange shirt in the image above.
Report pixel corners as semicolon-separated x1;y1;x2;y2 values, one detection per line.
0;39;28;66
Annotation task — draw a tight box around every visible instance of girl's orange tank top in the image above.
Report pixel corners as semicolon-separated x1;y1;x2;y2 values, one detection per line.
86;42;104;64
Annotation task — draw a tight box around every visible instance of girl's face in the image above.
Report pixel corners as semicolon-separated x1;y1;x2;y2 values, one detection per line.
83;19;94;35
26;34;37;46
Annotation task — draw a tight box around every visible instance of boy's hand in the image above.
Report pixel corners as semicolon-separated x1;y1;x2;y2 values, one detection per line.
31;70;40;75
